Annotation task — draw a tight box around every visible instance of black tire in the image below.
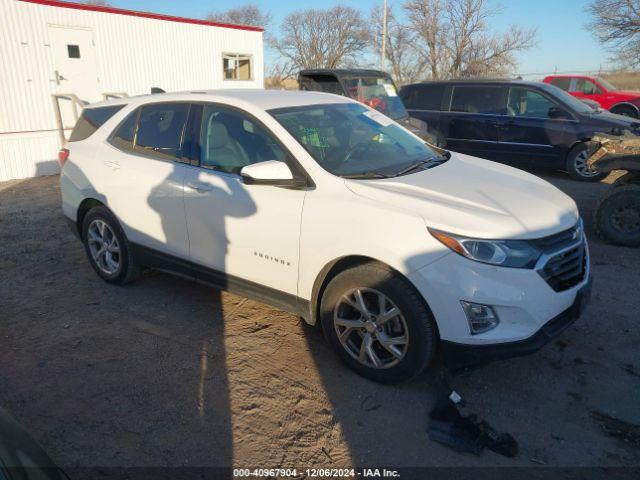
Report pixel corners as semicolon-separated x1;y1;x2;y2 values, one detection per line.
594;184;640;247
610;105;639;118
319;263;438;383
81;206;140;284
565;143;607;182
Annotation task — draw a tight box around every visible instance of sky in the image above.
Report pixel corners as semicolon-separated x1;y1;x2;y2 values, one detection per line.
100;0;612;78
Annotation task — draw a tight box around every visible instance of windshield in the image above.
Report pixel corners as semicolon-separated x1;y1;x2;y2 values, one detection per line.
596;77;617;91
269;103;444;178
341;76;408;120
538;83;594;114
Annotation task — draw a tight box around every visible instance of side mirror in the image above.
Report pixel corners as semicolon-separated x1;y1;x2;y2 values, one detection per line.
548;106;570;119
240;160;306;188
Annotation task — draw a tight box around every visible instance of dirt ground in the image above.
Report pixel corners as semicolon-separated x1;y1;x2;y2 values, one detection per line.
0;171;639;478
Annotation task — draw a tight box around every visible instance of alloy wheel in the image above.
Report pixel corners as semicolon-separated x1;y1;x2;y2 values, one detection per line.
574;150;600;178
87;219;121;275
333;288;409;369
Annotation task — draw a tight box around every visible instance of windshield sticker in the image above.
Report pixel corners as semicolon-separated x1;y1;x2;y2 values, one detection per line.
383;84;397;97
362;110;395;127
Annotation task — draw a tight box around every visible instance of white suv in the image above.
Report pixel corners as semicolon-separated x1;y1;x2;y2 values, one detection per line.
60;90;591;383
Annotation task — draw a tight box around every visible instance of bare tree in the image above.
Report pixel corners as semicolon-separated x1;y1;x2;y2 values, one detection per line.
206;3;272;29
404;0;537;79
272;6;370;70
588;0;640;68
371;3;427;84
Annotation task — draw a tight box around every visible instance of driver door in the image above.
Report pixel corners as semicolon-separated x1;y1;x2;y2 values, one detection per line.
183;103;306;297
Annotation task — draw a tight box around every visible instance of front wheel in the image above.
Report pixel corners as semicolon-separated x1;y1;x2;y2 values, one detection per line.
566;144;607;182
595;185;640;247
320;263;438;383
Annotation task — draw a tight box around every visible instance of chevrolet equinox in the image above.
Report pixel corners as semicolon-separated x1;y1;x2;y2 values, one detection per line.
60;90;592;383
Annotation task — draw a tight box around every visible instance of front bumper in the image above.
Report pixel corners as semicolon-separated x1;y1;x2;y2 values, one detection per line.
440;276;592;369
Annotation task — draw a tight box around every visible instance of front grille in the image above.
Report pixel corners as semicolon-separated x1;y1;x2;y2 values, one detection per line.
534;221;587;292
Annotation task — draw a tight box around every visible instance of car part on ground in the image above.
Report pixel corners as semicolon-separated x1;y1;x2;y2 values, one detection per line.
588;131;640;246
297;69;445;147
427;372;518;457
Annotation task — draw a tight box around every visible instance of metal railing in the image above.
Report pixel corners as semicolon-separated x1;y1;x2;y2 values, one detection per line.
52;93;88;146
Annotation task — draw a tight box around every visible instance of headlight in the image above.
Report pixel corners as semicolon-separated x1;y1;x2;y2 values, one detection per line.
429;228;541;268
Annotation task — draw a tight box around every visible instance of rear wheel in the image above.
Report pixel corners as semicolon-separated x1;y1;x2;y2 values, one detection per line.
595;184;640;247
82;206;140;284
610;105;638;118
566;144;607;182
320;263;438;383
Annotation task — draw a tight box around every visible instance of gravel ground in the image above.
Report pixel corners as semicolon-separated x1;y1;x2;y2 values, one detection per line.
0;172;638;477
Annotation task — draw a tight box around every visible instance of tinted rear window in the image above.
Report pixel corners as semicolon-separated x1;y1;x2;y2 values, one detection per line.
401;84;446;111
134;103;190;160
450;86;504;114
549;77;571;91
69;105;125;142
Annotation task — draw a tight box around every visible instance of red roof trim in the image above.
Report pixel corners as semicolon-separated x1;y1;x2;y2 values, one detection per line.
18;0;265;32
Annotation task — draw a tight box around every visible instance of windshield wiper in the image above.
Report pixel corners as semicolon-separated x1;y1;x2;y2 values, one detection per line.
392;160;434;177
342;171;389;179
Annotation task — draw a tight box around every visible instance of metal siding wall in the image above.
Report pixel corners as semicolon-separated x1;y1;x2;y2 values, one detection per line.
0;0;264;181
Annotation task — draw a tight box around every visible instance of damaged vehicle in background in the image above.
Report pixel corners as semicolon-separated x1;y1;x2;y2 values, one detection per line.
60;89;591;383
400;79;640;181
298;69;445;147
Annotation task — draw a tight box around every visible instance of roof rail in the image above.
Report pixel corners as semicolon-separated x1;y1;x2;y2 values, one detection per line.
151;87;165;94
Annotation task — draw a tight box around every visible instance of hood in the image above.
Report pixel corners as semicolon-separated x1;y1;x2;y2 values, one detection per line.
344;153;579;240
591;110;640;130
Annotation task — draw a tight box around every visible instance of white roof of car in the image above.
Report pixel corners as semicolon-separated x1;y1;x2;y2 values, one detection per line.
89;89;352;111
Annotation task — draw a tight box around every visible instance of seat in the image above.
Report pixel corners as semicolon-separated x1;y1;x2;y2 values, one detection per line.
203;118;250;173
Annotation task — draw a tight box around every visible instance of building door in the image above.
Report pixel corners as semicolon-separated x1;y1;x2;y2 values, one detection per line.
48;26;101;128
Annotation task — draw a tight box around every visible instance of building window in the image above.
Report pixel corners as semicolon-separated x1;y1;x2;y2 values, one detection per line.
223;54;252;81
67;44;80;58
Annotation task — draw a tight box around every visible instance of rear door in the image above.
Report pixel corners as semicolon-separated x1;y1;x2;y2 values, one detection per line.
101;102;191;261
496;86;568;167
441;85;506;159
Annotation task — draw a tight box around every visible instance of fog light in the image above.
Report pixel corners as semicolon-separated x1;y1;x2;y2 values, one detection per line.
460;301;499;334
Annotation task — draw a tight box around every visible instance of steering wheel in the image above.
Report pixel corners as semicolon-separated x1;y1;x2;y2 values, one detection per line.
325;142;373;171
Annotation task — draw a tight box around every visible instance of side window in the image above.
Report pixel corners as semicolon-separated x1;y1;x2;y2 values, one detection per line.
199;105;286;174
508;88;557;118
574;78;602;95
549;77;571;91
134;103;190;160
450;86;504;114
70;105;125;142
223;54;252;81
402;85;446;111
300;75;342;95
109;109;138;152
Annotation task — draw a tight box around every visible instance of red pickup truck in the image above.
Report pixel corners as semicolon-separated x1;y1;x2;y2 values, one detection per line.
543;75;640;118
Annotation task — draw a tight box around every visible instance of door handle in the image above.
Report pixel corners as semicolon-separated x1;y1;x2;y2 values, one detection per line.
103;160;120;170
187;181;213;192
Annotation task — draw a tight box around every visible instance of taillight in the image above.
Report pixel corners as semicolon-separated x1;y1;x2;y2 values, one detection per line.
58;148;70;167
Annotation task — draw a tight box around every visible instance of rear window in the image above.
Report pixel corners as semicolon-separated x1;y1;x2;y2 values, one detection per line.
401;84;446;111
69;105;125;142
450;86;504;114
549;77;571;91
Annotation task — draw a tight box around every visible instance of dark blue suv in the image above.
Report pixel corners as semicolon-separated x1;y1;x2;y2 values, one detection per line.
399;80;640;181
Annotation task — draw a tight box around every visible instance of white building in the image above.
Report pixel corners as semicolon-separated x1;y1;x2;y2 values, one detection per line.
0;0;265;181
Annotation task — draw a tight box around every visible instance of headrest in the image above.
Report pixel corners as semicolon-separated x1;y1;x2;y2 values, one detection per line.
209;122;230;149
